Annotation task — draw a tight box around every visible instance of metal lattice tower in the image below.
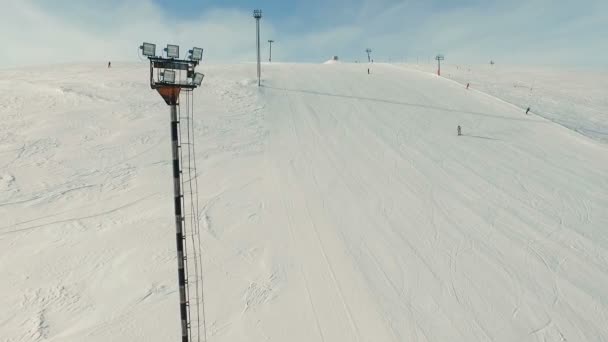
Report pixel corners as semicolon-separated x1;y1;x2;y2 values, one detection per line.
253;9;263;86
435;54;445;76
268;39;274;62
140;42;205;342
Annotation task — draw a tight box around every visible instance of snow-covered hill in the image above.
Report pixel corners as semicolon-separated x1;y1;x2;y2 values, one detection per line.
1;62;608;342
400;62;608;143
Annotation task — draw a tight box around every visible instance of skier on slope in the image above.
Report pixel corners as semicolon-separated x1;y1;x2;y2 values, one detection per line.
457;125;462;136
526;107;531;115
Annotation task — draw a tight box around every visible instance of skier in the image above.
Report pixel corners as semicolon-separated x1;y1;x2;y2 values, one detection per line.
526;107;531;115
108;61;111;68
367;68;370;75
466;83;470;90
457;125;462;136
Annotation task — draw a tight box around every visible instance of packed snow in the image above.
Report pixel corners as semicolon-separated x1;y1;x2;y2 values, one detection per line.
1;62;608;342
400;62;608;143
323;59;341;65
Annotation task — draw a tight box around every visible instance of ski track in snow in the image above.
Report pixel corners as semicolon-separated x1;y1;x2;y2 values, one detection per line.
398;62;608;144
1;63;608;342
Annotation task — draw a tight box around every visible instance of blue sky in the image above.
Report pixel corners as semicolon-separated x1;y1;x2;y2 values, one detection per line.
1;0;607;67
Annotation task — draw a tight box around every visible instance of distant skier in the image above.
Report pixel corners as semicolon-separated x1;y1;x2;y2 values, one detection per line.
466;83;470;90
367;68;370;74
457;125;462;136
526;107;531;115
108;61;111;68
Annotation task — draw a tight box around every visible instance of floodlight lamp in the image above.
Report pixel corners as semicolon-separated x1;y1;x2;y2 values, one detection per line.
141;42;156;57
192;72;205;86
253;9;262;18
165;44;180;58
162;70;176;83
189;47;204;61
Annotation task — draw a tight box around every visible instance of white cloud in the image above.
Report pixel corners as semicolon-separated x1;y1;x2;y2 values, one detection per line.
0;0;606;67
351;0;608;66
0;0;275;67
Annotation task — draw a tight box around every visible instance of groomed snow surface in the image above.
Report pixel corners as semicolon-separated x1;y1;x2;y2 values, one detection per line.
1;62;608;342
403;63;608;143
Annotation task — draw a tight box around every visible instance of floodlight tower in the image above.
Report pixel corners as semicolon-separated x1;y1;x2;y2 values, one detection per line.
268;39;274;62
435;54;445;76
140;42;205;342
366;48;372;63
253;9;263;86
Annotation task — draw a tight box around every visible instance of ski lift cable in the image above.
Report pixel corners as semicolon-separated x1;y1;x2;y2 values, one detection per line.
190;90;208;342
185;90;203;342
177;97;195;341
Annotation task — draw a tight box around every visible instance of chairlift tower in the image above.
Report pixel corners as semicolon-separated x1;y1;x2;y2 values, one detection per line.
140;42;205;342
435;54;445;76
253;9;263;86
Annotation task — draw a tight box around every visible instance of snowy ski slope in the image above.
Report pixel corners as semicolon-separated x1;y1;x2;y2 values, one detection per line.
1;62;608;342
401;62;608;143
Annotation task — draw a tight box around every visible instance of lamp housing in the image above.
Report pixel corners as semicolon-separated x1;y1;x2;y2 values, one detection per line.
162;69;176;83
192;72;205;86
189;47;204;61
165;44;180;58
141;42;156;57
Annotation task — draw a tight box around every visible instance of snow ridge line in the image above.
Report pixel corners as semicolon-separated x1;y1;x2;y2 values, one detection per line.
388;63;608;146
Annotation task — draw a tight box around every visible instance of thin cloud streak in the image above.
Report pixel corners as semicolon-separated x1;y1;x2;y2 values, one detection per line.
0;0;606;67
